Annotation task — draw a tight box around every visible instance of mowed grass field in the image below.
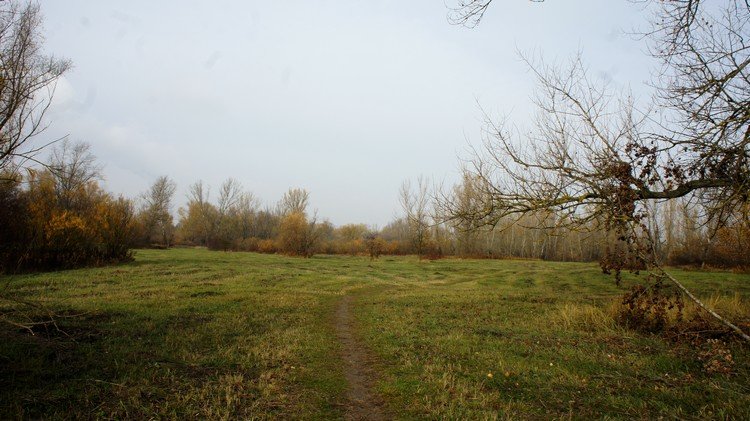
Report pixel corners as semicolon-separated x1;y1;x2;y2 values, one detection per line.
1;249;749;419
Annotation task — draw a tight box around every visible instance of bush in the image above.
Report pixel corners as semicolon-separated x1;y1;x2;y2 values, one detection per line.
364;235;386;260
614;283;684;334
257;239;278;254
278;212;319;257
233;237;260;252
0;172;137;273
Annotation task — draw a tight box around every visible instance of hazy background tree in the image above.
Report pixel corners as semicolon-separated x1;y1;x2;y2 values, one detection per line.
140;176;176;247
380;217;411;255
334;223;369;255
400;177;433;258
277;187;310;216
234;191;260;242
212;178;243;250
274;188;324;256
278;211;322;257
251;207;280;241
179;180;216;246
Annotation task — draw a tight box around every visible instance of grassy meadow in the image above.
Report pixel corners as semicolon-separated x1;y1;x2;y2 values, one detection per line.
1;248;749;419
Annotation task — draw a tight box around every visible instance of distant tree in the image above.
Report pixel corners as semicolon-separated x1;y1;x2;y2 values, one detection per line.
380;217;411;254
235;191;260;240
336;224;369;242
141;176;176;247
0;1;71;176
252;207;279;240
178;198;218;246
334;223;369;255
206;179;260;250
47;140;102;211
217;178;242;216
182;180;216;246
710;215;750;267
278;211;322;257
364;232;386;260
400;177;432;258
211;178;243;250
278;188;310;216
440;173;484;256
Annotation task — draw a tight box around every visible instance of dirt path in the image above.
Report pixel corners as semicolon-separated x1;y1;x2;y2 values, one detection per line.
334;294;388;421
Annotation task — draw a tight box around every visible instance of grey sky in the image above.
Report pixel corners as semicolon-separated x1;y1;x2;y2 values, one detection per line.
42;1;652;227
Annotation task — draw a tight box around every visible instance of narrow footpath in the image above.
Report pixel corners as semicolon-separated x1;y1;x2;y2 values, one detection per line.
334;295;388;421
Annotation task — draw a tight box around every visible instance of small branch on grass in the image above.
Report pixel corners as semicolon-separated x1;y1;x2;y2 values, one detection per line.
590;373;671;385
87;379;127;388
0;292;75;338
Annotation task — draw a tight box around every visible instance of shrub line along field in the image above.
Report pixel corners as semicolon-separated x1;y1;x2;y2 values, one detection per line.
1;248;749;419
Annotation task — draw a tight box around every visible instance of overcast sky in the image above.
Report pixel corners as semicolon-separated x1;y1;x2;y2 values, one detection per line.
41;1;654;227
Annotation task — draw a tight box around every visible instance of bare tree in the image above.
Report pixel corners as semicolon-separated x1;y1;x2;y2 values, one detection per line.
47;140;101;210
448;2;749;215
141;176;177;247
252;207;279;240
278;187;310;216
235;191;260;239
217;178;242;216
186;180;215;246
0;2;71;176
443;0;750;341
646;0;750;225
447;0;544;27
213;178;258;250
400;176;432;258
445;55;655;233
441;172;487;256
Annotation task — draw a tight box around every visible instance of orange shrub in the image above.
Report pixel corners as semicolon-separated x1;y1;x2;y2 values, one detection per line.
257;239;278;254
1;171;136;272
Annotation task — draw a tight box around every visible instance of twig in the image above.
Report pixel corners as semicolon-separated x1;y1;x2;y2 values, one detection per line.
78;378;127;388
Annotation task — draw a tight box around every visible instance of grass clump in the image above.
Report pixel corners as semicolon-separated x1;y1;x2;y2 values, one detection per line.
613;284;750;341
555;303;617;332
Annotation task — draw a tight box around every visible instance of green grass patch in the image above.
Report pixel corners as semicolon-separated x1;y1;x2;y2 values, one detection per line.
1;249;748;419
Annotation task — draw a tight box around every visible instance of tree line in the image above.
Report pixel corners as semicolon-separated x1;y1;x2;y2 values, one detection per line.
1;136;747;273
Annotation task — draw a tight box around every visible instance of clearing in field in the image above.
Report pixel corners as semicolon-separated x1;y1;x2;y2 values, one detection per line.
1;248;749;419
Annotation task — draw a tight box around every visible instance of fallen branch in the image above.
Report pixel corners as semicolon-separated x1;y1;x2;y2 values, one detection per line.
657;266;750;344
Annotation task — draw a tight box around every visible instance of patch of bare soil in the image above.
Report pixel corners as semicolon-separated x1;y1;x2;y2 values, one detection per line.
334;295;388;421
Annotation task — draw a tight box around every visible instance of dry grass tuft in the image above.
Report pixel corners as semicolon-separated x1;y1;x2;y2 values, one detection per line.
555;303;617;332
557;293;750;340
611;291;750;341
